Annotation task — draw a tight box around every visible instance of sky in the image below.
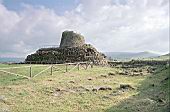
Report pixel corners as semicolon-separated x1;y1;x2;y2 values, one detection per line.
0;0;169;57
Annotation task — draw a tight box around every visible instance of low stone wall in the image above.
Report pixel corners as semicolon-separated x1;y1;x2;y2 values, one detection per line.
25;44;108;65
108;60;169;67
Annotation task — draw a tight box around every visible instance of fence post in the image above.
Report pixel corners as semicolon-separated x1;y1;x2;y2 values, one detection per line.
78;63;80;70
66;64;68;72
51;65;53;75
30;66;32;78
85;63;88;70
91;62;93;68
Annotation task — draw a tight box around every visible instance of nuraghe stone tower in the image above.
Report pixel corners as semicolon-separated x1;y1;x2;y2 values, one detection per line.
25;31;108;65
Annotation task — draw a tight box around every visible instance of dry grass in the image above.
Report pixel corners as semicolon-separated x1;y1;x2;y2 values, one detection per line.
0;64;169;112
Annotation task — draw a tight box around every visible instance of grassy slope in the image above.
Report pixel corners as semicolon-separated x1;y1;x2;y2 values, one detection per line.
143;53;169;61
0;64;169;112
106;66;169;112
104;51;160;60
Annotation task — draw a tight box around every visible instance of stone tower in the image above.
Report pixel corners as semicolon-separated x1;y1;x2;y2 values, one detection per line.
60;31;85;48
25;30;108;65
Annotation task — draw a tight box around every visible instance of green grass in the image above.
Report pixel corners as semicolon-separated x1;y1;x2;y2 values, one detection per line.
142;54;169;61
0;64;169;112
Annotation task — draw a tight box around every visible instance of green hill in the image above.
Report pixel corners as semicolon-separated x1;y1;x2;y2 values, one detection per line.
104;51;160;60
158;53;170;59
144;53;170;61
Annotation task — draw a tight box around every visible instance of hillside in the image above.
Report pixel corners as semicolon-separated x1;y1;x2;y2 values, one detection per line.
143;53;169;61
104;51;160;60
157;53;170;60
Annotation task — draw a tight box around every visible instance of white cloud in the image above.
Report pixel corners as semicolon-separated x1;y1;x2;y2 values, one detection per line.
0;0;169;57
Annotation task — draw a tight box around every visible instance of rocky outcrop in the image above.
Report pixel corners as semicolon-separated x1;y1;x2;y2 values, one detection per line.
25;31;108;65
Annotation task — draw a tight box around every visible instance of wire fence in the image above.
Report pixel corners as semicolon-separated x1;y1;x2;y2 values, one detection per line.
0;62;93;80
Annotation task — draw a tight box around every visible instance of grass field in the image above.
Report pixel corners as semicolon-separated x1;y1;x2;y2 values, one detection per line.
0;63;169;112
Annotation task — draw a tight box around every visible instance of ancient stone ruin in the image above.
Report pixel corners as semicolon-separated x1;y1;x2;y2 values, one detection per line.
25;31;108;65
60;31;85;48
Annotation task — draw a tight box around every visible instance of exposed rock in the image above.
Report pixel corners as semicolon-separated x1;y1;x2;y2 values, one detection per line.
139;69;142;72
108;72;115;76
87;77;93;80
119;71;128;75
108;60;168;67
0;95;6;103
119;84;135;90
53;88;75;96
133;69;138;72
100;75;107;78
98;86;112;91
157;98;166;103
92;86;112;91
92;88;98;92
55;88;61;92
53;92;61;97
68;80;75;83
132;72;142;76
147;67;156;73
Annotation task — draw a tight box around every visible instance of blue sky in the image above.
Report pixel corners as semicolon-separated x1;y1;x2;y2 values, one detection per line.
2;0;80;14
0;0;169;57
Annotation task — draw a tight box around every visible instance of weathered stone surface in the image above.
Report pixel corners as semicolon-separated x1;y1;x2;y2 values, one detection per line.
60;31;85;48
87;77;93;80
92;86;112;91
108;72;115;76
119;84;135;90
119;71;128;75
98;86;112;91
132;72;142;76
0;95;6;103
108;60;168;67
25;31;108;65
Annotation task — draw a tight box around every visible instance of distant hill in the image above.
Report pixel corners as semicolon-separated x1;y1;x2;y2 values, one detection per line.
104;51;160;60
0;57;25;63
162;53;170;57
155;53;169;60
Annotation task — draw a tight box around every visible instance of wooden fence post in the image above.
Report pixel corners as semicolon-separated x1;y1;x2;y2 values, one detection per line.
30;66;32;78
91;62;93;68
66;64;68;72
78;63;80;70
51;65;53;75
85;63;88;70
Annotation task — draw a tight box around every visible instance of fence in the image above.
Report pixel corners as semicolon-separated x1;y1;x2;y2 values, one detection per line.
0;62;93;79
